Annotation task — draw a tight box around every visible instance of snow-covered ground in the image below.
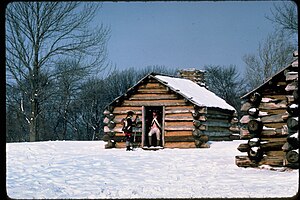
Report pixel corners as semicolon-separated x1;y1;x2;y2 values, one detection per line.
6;140;299;199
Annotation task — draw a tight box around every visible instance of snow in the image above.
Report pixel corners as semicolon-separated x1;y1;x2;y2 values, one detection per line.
6;140;298;199
155;75;236;111
290;104;298;109
263;126;276;130
290;132;298;138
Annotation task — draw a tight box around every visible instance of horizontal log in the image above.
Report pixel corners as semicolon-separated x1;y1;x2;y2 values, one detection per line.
237;143;250;152
165;131;192;137
129;94;178;100
137;88;169;94
204;131;232;137
276;81;287;86
259;102;287;110
261;137;287;143
164;136;195;142
206;126;230;132
165;116;193;121
113;107;142;115
164;126;193;131
259;108;287;116
194;119;230;129
139;82;165;89
115;142;126;148
123;99;187;106
260;155;284;167
260;127;287;138
285;81;298;91
285;71;298;81
260;113;285;123
261;97;281;103
164;141;196;148
165;112;193;117
165;109;193;114
262;122;286;129
265;150;285;157
260;140;286;151
165;121;193;127
235;156;258;167
262;94;286;101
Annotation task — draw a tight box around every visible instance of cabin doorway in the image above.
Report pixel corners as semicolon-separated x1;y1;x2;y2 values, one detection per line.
142;106;164;147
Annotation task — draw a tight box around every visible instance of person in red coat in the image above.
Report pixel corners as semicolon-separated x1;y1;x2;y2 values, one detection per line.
122;111;136;151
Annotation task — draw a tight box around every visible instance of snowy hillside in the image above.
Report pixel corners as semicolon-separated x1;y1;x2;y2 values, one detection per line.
6;140;298;199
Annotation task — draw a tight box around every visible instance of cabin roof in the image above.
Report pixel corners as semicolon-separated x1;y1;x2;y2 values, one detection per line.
154;75;235;111
107;72;236;112
241;57;298;99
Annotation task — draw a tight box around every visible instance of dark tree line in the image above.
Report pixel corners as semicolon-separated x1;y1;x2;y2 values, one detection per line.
6;66;177;142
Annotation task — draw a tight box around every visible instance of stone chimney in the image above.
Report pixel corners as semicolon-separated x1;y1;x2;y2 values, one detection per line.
178;68;206;87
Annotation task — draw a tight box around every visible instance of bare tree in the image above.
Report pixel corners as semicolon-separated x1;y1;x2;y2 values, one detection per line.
204;65;247;116
243;32;296;90
6;2;110;141
266;1;298;36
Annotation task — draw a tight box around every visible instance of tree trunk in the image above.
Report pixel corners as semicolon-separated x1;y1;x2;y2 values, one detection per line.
29;96;39;142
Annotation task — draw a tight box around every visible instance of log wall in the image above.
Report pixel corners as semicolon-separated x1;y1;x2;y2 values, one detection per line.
236;52;298;168
103;76;237;149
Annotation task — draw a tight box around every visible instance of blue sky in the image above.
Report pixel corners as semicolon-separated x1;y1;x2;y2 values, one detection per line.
95;1;286;75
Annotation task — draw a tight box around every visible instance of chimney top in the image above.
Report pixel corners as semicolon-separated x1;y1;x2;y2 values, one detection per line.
178;68;206;87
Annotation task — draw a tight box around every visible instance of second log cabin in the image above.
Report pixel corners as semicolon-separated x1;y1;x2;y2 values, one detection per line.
103;70;238;149
236;51;298;168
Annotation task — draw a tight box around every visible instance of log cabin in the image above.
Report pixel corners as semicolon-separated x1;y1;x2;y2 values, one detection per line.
103;69;238;149
236;51;298;168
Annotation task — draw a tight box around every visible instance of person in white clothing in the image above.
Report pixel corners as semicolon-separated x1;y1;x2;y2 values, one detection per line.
148;111;161;146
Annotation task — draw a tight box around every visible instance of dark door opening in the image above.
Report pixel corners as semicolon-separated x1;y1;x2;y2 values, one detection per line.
144;106;163;147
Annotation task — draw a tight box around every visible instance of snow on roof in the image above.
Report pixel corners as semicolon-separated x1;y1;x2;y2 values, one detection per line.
155;75;236;111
